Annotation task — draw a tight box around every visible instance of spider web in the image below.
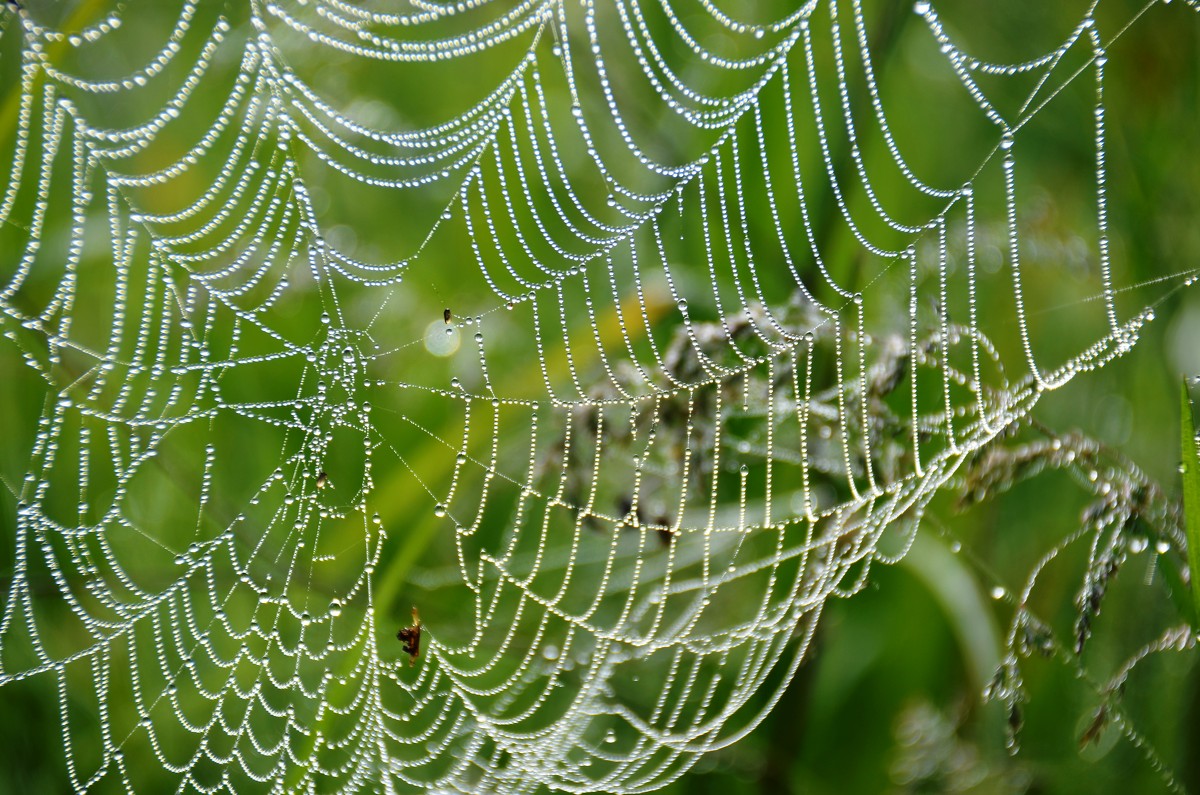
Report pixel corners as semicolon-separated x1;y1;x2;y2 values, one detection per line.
0;0;1193;792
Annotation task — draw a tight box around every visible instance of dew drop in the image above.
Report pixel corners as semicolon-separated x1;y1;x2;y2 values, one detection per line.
424;319;461;357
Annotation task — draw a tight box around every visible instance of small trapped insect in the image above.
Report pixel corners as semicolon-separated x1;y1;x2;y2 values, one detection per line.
397;606;422;666
316;471;330;490
443;308;452;324
1078;705;1109;750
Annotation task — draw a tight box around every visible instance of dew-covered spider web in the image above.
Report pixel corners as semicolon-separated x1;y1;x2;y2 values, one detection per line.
0;0;1197;792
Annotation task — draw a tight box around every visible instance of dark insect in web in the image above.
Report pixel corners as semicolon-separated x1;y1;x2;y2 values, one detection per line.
443;308;452;324
397;606;422;666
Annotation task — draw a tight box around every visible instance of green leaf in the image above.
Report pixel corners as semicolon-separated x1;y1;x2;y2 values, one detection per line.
1181;381;1200;626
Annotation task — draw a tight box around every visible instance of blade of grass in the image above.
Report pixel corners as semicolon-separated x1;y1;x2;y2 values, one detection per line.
902;531;1001;694
1180;381;1200;626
